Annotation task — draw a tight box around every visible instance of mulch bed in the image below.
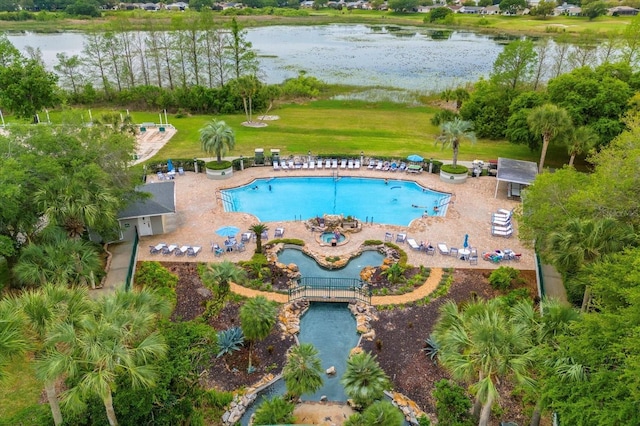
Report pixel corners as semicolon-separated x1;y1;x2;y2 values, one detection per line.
158;260;538;422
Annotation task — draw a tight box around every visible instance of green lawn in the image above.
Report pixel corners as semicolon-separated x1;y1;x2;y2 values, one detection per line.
0;354;42;423
121;99;566;168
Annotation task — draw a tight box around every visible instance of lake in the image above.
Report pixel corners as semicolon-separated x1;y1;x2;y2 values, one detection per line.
6;24;506;91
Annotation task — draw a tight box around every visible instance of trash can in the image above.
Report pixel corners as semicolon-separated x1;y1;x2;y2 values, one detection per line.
159;127;165;132
140;126;146;132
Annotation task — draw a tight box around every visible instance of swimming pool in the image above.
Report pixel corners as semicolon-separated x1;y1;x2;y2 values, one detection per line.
220;177;451;226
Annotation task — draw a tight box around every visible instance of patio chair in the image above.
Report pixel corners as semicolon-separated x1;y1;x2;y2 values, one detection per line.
396;233;406;244
376;161;383;171
175;245;189;256
425;244;436;256
274;227;285;238
236;242;246;252
437;243;449;256
347;159;354;169
261;230;269;240
187;246;201;257
273;160;281;171
332;159;338;169
156;171;165;180
450;247;459;257
162;244;178;255
469;253;479;265
368;159;377;169
309;160;315;170
241;232;252;243
407;238;421;250
317;159;323;169
302;161;309;169
149;243;166;255
354;160;361;169
178;167;185;175
326;159;332;169
281;160;289;170
340;159;347;169
384;232;393;242
211;242;224;257
288;160;295;169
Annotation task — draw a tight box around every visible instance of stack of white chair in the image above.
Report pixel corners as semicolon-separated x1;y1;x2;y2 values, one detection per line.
491;209;514;237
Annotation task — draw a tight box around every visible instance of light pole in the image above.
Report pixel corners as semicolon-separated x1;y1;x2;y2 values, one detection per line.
360;151;364;165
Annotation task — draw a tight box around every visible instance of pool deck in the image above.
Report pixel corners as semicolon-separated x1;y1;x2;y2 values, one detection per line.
135;165;534;271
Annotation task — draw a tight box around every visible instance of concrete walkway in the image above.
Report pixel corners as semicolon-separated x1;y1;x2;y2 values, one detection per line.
91;241;133;299
540;264;567;302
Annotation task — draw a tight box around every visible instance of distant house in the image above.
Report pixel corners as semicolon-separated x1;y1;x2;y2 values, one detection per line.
459;6;483;14
166;1;188;10
609;5;639;15
554;3;580;15
482;5;500;15
142;2;159;10
117;181;176;241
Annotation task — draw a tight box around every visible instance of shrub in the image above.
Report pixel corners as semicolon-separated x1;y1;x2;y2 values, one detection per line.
253;396;295;425
433;379;474;426
205;160;232;170
441;164;470;174
489;266;521;291
216;327;245;358
134;261;178;305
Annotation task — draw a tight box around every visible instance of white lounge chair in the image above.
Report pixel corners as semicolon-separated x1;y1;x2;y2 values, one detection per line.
288;160;295;169
187;246;201;257
492;228;514;238
281;160;289;170
317;159;323;169
396;233;406;243
273;160;281;171
175;245;189;256
331;159;338;169
340;159;347;169
149;243;166;254
492;224;513;232
309;161;315;170
354;160;361;169
491;217;511;227
274;227;285;238
302;162;309;169
375;161;383;171
437;243;449;255
368;160;377;169
407;238;421;250
241;232;252;243
347;159;354;169
325;159;331;168
163;244;178;255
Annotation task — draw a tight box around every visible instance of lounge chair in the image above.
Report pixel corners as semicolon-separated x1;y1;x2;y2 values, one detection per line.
384;232;393;242
368;160;376;169
309;161;315;170
273;160;281;171
382;162;390;171
241;232;252;243
274;227;285;238
261;230;269;240
390;162;398;172
332;159;338;169
340;159;347;169
149;243;166;254
396;233;406;243
492;228;514;238
302;162;309;169
316;159;323;169
407;238;421;250
281;160;289;170
163;244;178;255
288;160;295;169
354;160;361;169
175;245;189;256
398;162;406;172
492;224;513;232
186;246;201;257
491;217;511;226
347;159;354;169
437;243;449;255
178;167;185;175
156;171;165;180
326;159;331;169
375;161;383;171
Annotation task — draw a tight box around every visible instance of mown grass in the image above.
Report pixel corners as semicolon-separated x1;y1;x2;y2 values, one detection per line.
0;354;43;424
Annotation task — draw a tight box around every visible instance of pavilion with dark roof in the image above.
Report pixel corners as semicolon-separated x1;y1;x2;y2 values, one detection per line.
493;157;538;199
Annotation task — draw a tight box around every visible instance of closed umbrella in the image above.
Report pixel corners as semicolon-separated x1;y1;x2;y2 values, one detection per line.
463;234;469;249
167;159;174;172
407;154;424;162
216;226;240;238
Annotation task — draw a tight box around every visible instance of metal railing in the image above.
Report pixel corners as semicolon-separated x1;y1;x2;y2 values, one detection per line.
288;277;371;304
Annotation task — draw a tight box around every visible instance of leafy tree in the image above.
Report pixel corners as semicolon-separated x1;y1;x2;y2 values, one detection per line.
499;0;526;15
232;75;262;124
433;379;474;426
201;261;247;317
38;289;170;426
432;299;536;426
527;104;573;173
283;343;324;399
13;232;101;288
428;6;453;22
54;52;85;96
0;37;58;118
341;351;391;408
240;296;277;372
435;118;477;168
228;18;258;80
199;119;236;163
388;0;418;11
491;39;537;90
361;400;404;425
531;0;555;17
249;223;269;254
16;284;92;425
459;79;516;139
566;126;598;167
252;396;295;425
65;0;101;17
505;90;547;151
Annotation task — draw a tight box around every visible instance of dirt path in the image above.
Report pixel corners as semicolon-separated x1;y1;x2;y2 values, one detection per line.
229;268;444;305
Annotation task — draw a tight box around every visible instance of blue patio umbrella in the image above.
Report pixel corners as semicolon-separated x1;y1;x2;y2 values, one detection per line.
167;159;174;172
407;154;424;162
216;226;240;238
463;234;469;249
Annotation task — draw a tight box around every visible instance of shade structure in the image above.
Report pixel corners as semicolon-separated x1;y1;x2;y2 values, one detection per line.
216;226;240;237
463;234;469;249
407;154;424;162
167;159;174;172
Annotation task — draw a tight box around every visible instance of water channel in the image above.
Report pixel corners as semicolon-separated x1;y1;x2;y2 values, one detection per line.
238;248;384;424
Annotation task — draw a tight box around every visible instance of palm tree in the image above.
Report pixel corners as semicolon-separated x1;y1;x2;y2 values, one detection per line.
527;104;573;173
38;289;170;426
283;343;324;399
252;396;295;425
13;234;101;288
249;223;269;254
240;296;277;372
361;400;405;425
92;112;137;136
435;118;477;168
0;299;28;382
432;299;537;426
340;351;391;408
202;261;247;307
199;119;235;163
566;126;598;167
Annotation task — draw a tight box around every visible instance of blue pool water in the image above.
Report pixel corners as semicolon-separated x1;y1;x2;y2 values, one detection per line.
221;177;450;226
278;249;384;281
320;231;346;243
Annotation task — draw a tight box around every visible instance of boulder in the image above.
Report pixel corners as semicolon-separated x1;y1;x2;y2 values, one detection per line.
320;395;328;402
326;366;336;375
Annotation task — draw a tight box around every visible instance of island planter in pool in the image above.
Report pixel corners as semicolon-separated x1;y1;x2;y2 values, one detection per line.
205;160;233;180
440;164;469;184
